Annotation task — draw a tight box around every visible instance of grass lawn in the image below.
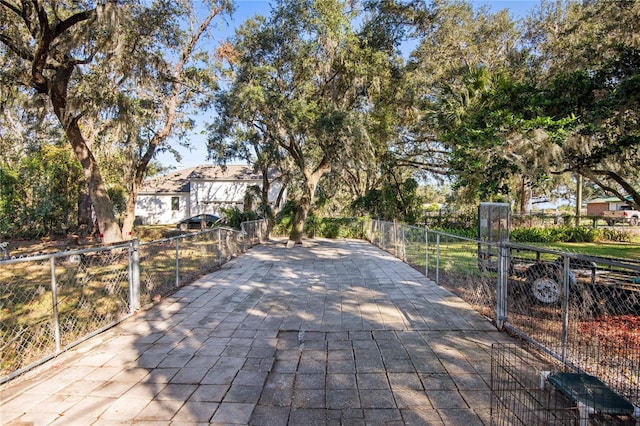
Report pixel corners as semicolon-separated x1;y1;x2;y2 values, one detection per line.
526;241;640;261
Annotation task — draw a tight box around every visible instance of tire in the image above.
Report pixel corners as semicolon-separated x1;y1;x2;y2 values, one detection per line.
179;223;188;231
630;217;638;226
525;262;576;305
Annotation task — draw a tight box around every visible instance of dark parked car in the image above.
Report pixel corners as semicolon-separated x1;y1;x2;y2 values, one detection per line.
176;214;223;230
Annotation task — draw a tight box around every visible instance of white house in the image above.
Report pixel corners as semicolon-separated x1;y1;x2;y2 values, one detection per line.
134;164;285;225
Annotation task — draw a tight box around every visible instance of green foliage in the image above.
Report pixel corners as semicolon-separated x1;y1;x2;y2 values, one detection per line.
0;145;83;239
430;227;477;239
351;177;423;224
599;228;632;243
511;226;631;244
222;207;261;230
314;217;368;239
272;213;368;240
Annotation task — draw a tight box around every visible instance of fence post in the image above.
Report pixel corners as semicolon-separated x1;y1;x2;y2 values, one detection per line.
50;257;61;353
435;233;440;286
561;255;570;361
217;228;222;266
496;242;509;330
425;228;429;278
242;224;247;252
130;239;141;313
393;220;399;257
175;238;180;287
401;225;406;262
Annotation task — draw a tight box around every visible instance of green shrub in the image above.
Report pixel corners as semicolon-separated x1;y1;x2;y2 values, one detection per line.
599;228;631;243
430;227;477;239
273;216;369;239
222;207;261;230
318;217;369;239
510;227;554;242
510;226;633;243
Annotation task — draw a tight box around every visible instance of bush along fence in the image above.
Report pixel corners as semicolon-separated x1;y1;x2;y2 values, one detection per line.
368;219;640;409
0;220;269;384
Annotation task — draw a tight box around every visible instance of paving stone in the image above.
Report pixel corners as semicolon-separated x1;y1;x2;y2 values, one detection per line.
249;405;290;426
427;390;470;409
436;408;485;425
170;367;210;384
234;370;268;386
136;399;184;421
400;407;445;425
172;400;218;422
388;372;424;390
326;389;361;409
155;383;198;401
200;367;238;385
259;387;293;406
189;384;229;402
210;402;255;424
359;389;396;408
223;384;263;404
292;388;325;408
363;408;403;422
393;388;432;408
294;373;325;389
326;373;357;390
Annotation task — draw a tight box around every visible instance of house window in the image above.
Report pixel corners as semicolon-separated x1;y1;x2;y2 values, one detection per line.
171;197;180;211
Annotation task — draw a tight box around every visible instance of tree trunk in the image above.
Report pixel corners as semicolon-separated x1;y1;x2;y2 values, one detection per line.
77;184;94;235
45;57;122;243
520;176;531;214
287;162;330;246
288;196;310;246
121;185;138;240
65;120;123;243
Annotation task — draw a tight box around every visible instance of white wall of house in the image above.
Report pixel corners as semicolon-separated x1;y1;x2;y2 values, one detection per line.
135;193;190;225
190;180;250;216
135;176;287;225
191;180;286;216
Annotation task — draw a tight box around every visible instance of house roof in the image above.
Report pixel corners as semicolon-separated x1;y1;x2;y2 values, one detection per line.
139;164;264;194
586;196;632;204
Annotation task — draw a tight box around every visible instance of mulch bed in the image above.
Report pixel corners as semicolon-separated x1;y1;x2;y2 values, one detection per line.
578;315;640;348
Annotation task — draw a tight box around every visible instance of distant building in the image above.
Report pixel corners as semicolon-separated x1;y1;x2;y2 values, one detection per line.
585;196;632;216
134;165;285;225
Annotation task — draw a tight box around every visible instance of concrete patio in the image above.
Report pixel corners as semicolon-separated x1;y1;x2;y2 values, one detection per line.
1;238;518;425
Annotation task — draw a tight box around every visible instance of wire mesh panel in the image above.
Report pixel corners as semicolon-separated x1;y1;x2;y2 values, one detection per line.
478;202;511;271
54;247;131;348
242;219;268;247
492;343;639;425
491;343;580;425
219;227;244;261
176;231;221;285
0;244;132;380
139;238;180;304
503;247;640;406
427;231;498;320
0;256;56;377
402;224;426;272
1;220;269;382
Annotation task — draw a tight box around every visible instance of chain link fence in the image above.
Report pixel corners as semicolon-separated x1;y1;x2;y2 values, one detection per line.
0;220;268;383
368;219;640;408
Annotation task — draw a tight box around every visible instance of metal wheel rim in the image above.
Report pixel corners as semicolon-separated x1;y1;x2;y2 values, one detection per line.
532;277;560;304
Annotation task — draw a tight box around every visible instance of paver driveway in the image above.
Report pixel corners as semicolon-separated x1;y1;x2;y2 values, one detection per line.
1;238;516;425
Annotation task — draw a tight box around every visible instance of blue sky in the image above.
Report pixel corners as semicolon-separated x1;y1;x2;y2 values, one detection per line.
158;0;540;170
